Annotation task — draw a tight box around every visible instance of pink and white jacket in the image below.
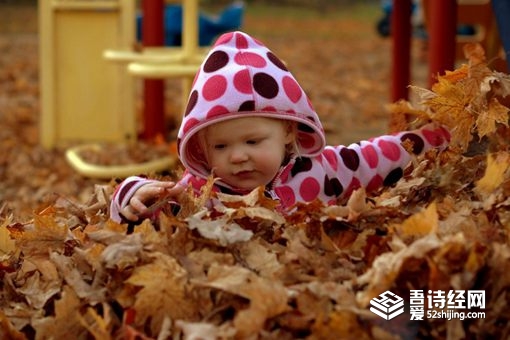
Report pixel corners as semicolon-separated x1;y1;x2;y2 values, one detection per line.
110;31;450;223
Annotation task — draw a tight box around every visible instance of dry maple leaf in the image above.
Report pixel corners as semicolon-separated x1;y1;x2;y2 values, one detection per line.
475;152;510;196
392;201;439;240
31;285;87;338
0;216;16;255
196;263;289;338
186;210;254;246
421;77;476;149
409;44;510;152
234;239;284;279
11;213;70;257
475;97;509;139
356;233;445;306
124;252;199;334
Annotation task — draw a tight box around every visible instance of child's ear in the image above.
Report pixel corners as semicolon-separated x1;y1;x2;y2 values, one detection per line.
284;121;297;144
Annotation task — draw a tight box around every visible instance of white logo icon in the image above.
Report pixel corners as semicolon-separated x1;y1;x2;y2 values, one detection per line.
370;291;405;320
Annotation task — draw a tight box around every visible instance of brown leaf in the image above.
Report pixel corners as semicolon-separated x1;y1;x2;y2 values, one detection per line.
124;253;198;334
198;264;289;338
32;285;87;338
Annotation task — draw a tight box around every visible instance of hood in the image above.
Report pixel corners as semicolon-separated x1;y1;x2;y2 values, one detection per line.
177;31;326;179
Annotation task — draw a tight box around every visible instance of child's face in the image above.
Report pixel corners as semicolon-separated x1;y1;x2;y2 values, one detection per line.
203;117;294;191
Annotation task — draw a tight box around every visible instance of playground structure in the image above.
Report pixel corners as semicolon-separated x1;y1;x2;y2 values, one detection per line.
39;0;243;178
39;0;137;148
390;0;507;102
136;2;244;47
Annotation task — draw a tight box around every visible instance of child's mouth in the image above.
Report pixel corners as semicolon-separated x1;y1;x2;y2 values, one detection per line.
234;170;254;178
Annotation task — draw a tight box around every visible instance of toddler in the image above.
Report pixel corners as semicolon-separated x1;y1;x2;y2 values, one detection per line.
110;31;450;223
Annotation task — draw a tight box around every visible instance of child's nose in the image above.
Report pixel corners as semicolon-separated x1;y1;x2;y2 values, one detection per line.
230;147;248;163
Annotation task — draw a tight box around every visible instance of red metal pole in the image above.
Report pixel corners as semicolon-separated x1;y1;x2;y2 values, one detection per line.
391;0;412;102
428;0;457;87
141;0;165;140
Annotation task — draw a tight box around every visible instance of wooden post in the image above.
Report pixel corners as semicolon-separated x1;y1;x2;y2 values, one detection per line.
427;0;457;87
391;0;412;102
142;0;165;139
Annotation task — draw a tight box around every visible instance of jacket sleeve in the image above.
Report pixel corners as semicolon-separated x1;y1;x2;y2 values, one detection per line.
323;123;450;199
109;176;159;223
332;124;450;197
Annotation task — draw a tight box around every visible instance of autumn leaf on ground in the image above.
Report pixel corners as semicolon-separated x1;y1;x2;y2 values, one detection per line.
78;304;115;340
0;217;16;255
356;233;444;306
392;202;438;240
387;100;430;133
0;310;26;340
11;213;70;257
187;210;254;246
235;239;284;279
124;252;198;334
197;263;289;338
31;285;87;338
475;97;509;139
14;269;61;310
476;152;510;195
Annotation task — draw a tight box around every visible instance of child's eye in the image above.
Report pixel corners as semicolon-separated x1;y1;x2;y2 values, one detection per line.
214;144;226;150
246;139;260;145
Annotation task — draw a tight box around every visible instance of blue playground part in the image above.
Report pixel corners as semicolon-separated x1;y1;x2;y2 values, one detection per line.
136;2;244;47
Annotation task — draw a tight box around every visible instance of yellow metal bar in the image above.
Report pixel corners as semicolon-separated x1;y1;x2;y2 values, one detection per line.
52;1;119;11
182;0;199;58
66;144;176;179
104;49;186;63
128;62;200;78
39;0;56;148
119;0;137;144
104;48;207;63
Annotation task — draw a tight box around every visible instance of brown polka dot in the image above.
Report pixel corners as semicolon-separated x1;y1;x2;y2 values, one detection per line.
203;51;229;73
253;72;279;99
239;100;255;111
383;168;403;186
324;175;343;197
340;148;360;171
184;90;198;116
291;157;312;177
267;52;288;71
401;133;424;154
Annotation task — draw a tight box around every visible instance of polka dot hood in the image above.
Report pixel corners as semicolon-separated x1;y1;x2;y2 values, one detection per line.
177;31;326;180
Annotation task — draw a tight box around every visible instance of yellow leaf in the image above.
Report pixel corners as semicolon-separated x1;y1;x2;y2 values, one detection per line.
0;217;16;255
475;98;510;138
79;305;113;340
476;152;510;195
424;78;475;149
440;64;469;84
394;202;438;238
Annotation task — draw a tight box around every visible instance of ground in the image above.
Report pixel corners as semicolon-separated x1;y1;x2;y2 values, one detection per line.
0;2;429;219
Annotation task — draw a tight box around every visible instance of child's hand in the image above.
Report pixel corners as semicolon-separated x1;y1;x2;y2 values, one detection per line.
120;181;184;221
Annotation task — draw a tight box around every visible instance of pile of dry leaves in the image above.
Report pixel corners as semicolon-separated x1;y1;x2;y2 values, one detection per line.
1;45;510;339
